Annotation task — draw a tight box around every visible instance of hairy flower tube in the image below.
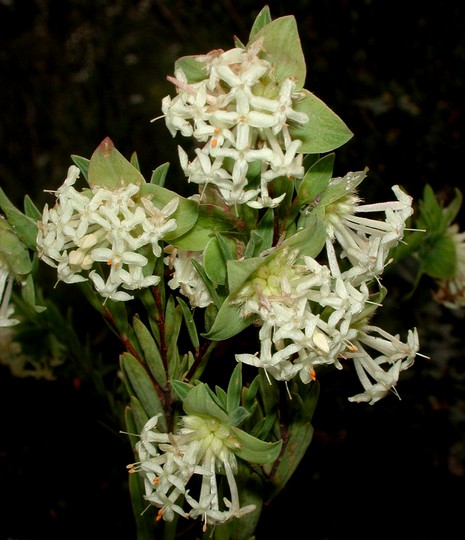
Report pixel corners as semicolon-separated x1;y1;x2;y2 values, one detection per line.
127;413;256;531
234;237;420;401
36;165;179;301
316;175;414;284
160;38;308;208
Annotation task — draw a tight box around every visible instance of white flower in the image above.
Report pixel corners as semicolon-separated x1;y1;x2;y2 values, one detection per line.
37;167;179;301
165;248;213;308
161;39;308;208
321;177;414;284
347;326;419;405
127;413;255;531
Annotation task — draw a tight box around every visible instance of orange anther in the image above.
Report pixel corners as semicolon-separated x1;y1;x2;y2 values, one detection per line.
156;509;164;522
211;138;218;147
310;369;317;381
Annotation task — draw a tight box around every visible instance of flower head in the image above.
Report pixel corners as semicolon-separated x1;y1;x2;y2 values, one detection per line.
37;165;179;301
160;39;308;208
128;413;255;531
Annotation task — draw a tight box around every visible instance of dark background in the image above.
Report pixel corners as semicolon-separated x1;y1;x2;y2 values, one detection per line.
1;1;465;539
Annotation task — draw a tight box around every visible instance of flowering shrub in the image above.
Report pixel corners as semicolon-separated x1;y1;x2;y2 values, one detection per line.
0;6;462;539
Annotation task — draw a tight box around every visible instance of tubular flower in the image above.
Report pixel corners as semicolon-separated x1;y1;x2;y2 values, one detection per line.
164;247;213;309
346;325;419;405
233;245;420;401
127;413;255;531
36;165;179;301
433;224;465;309
234;249;367;383
319;176;414;285
160;38;308;208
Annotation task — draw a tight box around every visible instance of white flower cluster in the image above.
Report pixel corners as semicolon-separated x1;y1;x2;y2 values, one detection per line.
164;247;213;308
128;414;255;531
235;184;419;404
433;223;465;309
161;38;309;208
37;165;179;302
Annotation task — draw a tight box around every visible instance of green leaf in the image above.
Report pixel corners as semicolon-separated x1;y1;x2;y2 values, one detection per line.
183;383;230;423
297;153;335;204
244;207;274;258
232;426;282;464
0;187;38;250
150;162;170;186
174;55;207;84
201;297;251;341
420;233;457;279
23;195;42;221
290;89;353;153
176;296;200;350
249;15;306;90
0;219;32;275
132;316;167;389
191;258;223;309
226;363;243;414
203;236;228;285
87;137;145;189
171;379;194;402
71;154;90;181
249;5;272;40
127;396;150;436
120;352;167;431
443;187;463;225
317;169;367;208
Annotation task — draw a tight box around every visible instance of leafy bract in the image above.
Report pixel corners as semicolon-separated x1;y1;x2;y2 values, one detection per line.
290;90;353;153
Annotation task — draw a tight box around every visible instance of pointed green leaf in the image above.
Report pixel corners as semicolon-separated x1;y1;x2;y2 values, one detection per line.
249;15;306;89
183;383;230;423
249;5;272;40
87;137;145;189
201;297;251;341
71;154;90;181
203;236;227;285
0;187;38;250
174;55;207;84
290;89;353;153
133;316;167;389
226;363;243;414
171;379;193;403
297;153;335;204
420;234;457;279
23;195;42;221
0;220;32;275
120;351;166;431
150;162;170;186
177;296;199;350
317;169;367;207
232;426;282;464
